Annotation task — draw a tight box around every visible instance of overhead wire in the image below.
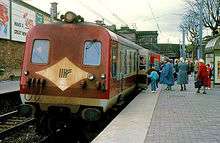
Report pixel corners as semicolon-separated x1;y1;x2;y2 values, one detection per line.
147;2;162;33
76;0;115;25
95;0;128;26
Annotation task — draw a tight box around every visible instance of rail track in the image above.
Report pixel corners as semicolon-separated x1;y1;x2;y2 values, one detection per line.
0;110;35;139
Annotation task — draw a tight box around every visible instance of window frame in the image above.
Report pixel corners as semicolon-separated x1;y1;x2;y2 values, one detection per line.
111;42;118;78
118;43;137;77
31;39;50;65
83;40;102;66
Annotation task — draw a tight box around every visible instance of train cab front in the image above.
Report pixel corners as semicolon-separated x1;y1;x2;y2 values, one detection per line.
20;24;110;121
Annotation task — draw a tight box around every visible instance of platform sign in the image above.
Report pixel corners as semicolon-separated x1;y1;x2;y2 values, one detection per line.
11;2;35;42
0;0;10;40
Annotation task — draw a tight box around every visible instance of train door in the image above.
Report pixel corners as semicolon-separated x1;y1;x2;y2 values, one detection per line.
137;49;149;89
110;41;121;97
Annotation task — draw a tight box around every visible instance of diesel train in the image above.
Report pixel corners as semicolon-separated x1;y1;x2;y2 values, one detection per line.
19;12;163;128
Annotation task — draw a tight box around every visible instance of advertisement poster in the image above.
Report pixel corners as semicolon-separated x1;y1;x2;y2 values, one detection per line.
36;13;51;24
43;15;50;24
0;0;10;39
36;13;44;24
11;2;35;42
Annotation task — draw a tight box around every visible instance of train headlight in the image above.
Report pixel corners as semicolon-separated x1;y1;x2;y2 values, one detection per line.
64;11;76;23
24;71;29;76
100;74;106;79
87;73;95;81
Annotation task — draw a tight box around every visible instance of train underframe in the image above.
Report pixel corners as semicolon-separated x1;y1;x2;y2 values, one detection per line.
19;85;137;135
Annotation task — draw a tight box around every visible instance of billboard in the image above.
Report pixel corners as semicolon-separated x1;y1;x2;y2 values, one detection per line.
0;0;10;39
11;2;35;42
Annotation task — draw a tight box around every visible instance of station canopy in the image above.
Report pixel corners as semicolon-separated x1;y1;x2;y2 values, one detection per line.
205;36;220;52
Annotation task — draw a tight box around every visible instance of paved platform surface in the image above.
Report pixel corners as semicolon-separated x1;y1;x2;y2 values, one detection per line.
0;80;19;94
93;77;220;143
145;78;220;143
92;88;160;143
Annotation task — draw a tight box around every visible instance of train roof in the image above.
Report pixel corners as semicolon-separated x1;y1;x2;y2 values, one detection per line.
106;29;143;50
75;22;144;50
31;22;145;50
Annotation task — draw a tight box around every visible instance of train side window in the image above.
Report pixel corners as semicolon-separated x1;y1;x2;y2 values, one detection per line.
126;51;132;74
129;51;132;73
131;52;135;73
31;40;50;64
134;52;136;72
83;41;102;66
124;50;127;74
139;56;146;70
111;47;117;77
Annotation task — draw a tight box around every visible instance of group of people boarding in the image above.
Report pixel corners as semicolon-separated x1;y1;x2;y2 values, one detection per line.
147;58;213;94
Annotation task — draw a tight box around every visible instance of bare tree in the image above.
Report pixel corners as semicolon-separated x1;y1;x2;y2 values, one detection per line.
180;10;200;59
185;0;220;35
181;10;199;45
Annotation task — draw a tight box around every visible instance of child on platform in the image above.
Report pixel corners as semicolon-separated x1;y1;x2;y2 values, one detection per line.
148;67;159;93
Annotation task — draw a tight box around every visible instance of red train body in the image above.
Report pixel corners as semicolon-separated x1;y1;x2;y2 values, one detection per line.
20;22;162;121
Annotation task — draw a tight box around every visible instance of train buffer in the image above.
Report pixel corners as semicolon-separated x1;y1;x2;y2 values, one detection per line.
92;77;220;143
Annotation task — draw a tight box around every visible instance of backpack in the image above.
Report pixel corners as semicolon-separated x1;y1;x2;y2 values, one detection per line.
151;71;159;80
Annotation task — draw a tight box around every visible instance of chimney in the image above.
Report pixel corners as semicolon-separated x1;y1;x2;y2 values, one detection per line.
50;2;58;21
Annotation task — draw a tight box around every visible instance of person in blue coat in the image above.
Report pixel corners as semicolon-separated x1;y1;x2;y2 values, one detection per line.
177;57;188;91
148;67;159;93
160;59;175;90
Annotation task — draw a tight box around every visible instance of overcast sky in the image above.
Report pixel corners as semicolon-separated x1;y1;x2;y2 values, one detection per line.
24;0;186;44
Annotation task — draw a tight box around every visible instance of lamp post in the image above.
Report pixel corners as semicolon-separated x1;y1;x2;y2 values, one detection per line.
198;0;204;59
180;25;186;59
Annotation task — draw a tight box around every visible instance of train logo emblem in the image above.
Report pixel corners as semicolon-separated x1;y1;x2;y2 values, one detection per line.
59;68;72;78
36;57;89;91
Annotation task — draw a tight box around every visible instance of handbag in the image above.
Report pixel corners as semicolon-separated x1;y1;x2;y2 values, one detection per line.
194;80;202;88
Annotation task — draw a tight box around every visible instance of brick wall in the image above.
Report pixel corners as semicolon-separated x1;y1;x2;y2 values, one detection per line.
0;39;24;80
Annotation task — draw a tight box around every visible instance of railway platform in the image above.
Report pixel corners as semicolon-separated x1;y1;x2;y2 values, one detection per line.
93;77;220;143
0;80;19;94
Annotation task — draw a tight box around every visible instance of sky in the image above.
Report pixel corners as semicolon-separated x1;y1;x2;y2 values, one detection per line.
24;0;186;44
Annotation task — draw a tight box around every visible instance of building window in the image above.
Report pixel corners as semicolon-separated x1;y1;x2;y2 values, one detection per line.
31;40;50;64
83;41;102;66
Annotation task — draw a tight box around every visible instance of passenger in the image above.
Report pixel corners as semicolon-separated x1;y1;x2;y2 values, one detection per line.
160;59;175;90
146;66;154;86
196;59;208;94
173;59;179;81
194;60;199;80
148;67;159;93
139;56;146;70
187;60;194;76
206;64;212;89
177;57;188;91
